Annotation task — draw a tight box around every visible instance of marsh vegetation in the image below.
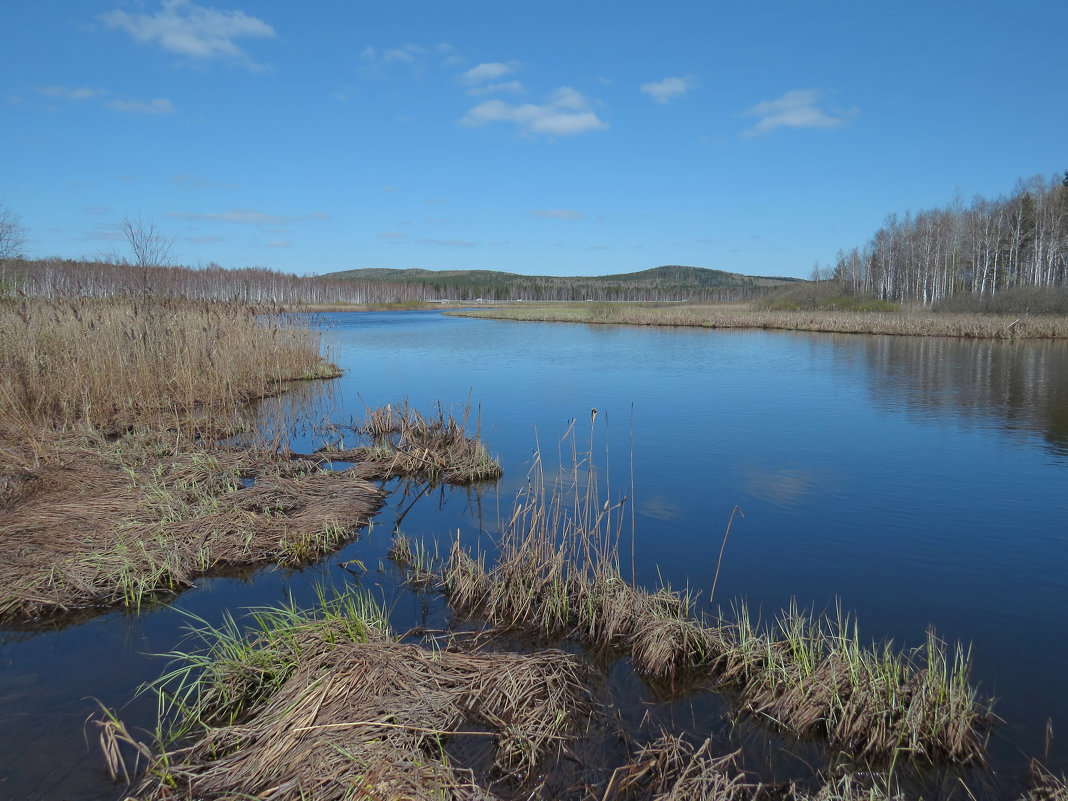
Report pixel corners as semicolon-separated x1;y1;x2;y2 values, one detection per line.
2;295;1066;800
449;299;1068;339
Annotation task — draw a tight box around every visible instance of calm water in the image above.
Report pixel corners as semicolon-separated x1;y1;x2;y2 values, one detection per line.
2;311;1067;799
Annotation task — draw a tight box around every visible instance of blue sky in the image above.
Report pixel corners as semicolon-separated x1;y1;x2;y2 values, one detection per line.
3;1;1066;278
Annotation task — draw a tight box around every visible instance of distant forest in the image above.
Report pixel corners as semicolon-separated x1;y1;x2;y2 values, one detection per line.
321;265;791;302
832;171;1068;304
0;259;787;305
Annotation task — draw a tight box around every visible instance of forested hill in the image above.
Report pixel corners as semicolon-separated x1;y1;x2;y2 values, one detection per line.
323;265;798;302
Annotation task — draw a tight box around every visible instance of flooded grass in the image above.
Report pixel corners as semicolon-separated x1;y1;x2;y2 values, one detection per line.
448;303;1068;339
0;428;385;622
438;421;994;769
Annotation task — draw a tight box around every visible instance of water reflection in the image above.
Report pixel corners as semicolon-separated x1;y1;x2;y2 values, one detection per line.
850;337;1068;458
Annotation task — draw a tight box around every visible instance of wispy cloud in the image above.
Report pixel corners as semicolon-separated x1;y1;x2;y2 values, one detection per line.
468;80;524;96
37;85;105;100
364;42;462;68
460;87;607;137
381;43;425;63
166;209;328;225
378;231;407;239
742;88;856;136
462;61;518;85
640;75;697;104
107;97;175;114
530;209;584;220
37;85;175;115
100;0;275;68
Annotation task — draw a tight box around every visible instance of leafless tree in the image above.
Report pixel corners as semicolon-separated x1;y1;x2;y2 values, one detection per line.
0;203;28;260
122;214;175;297
122;215;175;269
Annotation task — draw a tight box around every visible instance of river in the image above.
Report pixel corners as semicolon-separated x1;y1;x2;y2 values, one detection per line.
2;310;1066;799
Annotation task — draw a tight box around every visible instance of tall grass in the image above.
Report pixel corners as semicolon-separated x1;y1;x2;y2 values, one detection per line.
0;296;337;436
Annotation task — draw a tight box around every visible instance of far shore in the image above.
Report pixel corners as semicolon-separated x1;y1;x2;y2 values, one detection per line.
443;301;1068;339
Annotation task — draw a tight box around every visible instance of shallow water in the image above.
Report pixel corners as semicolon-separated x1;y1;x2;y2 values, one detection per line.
2;310;1067;799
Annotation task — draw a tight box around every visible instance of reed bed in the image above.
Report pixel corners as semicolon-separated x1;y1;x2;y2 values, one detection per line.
332;400;503;485
448;303;1068;339
0;296;337;437
438;419;992;768
117;593;594;801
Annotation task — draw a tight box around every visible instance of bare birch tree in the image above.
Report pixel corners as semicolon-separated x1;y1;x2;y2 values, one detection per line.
0;203;27;261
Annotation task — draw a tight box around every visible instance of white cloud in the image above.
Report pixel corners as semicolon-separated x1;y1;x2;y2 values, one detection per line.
742;88;856;135
530;209;584;220
382;43;425;63
640;75;697;104
166;209;328;225
468;80;524;96
378;231;406;239
462;61;517;85
460;87;608;137
38;85;105;100
107;97;175;114
100;0;275;67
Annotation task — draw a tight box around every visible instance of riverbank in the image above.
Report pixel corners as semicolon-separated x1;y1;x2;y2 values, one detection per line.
0;297;500;624
447;302;1068;339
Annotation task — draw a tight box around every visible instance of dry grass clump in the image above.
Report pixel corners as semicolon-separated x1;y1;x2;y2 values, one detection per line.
0;296;337;436
607;735;755;801
0;428;385;623
116;593;593;800
1024;762;1068;801
450;304;1068;339
349;400;503;485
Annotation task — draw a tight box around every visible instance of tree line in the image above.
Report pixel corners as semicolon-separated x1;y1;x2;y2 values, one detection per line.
831;171;1068;305
0;258;780;304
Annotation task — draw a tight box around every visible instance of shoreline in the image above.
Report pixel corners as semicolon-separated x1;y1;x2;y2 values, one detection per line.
445;302;1068;339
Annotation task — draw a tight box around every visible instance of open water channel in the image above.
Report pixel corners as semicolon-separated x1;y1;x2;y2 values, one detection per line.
2;310;1067;799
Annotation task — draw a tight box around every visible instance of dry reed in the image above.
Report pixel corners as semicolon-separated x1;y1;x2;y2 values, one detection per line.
121;594;594;800
0;296;337;437
449;303;1068;339
348;399;503;485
